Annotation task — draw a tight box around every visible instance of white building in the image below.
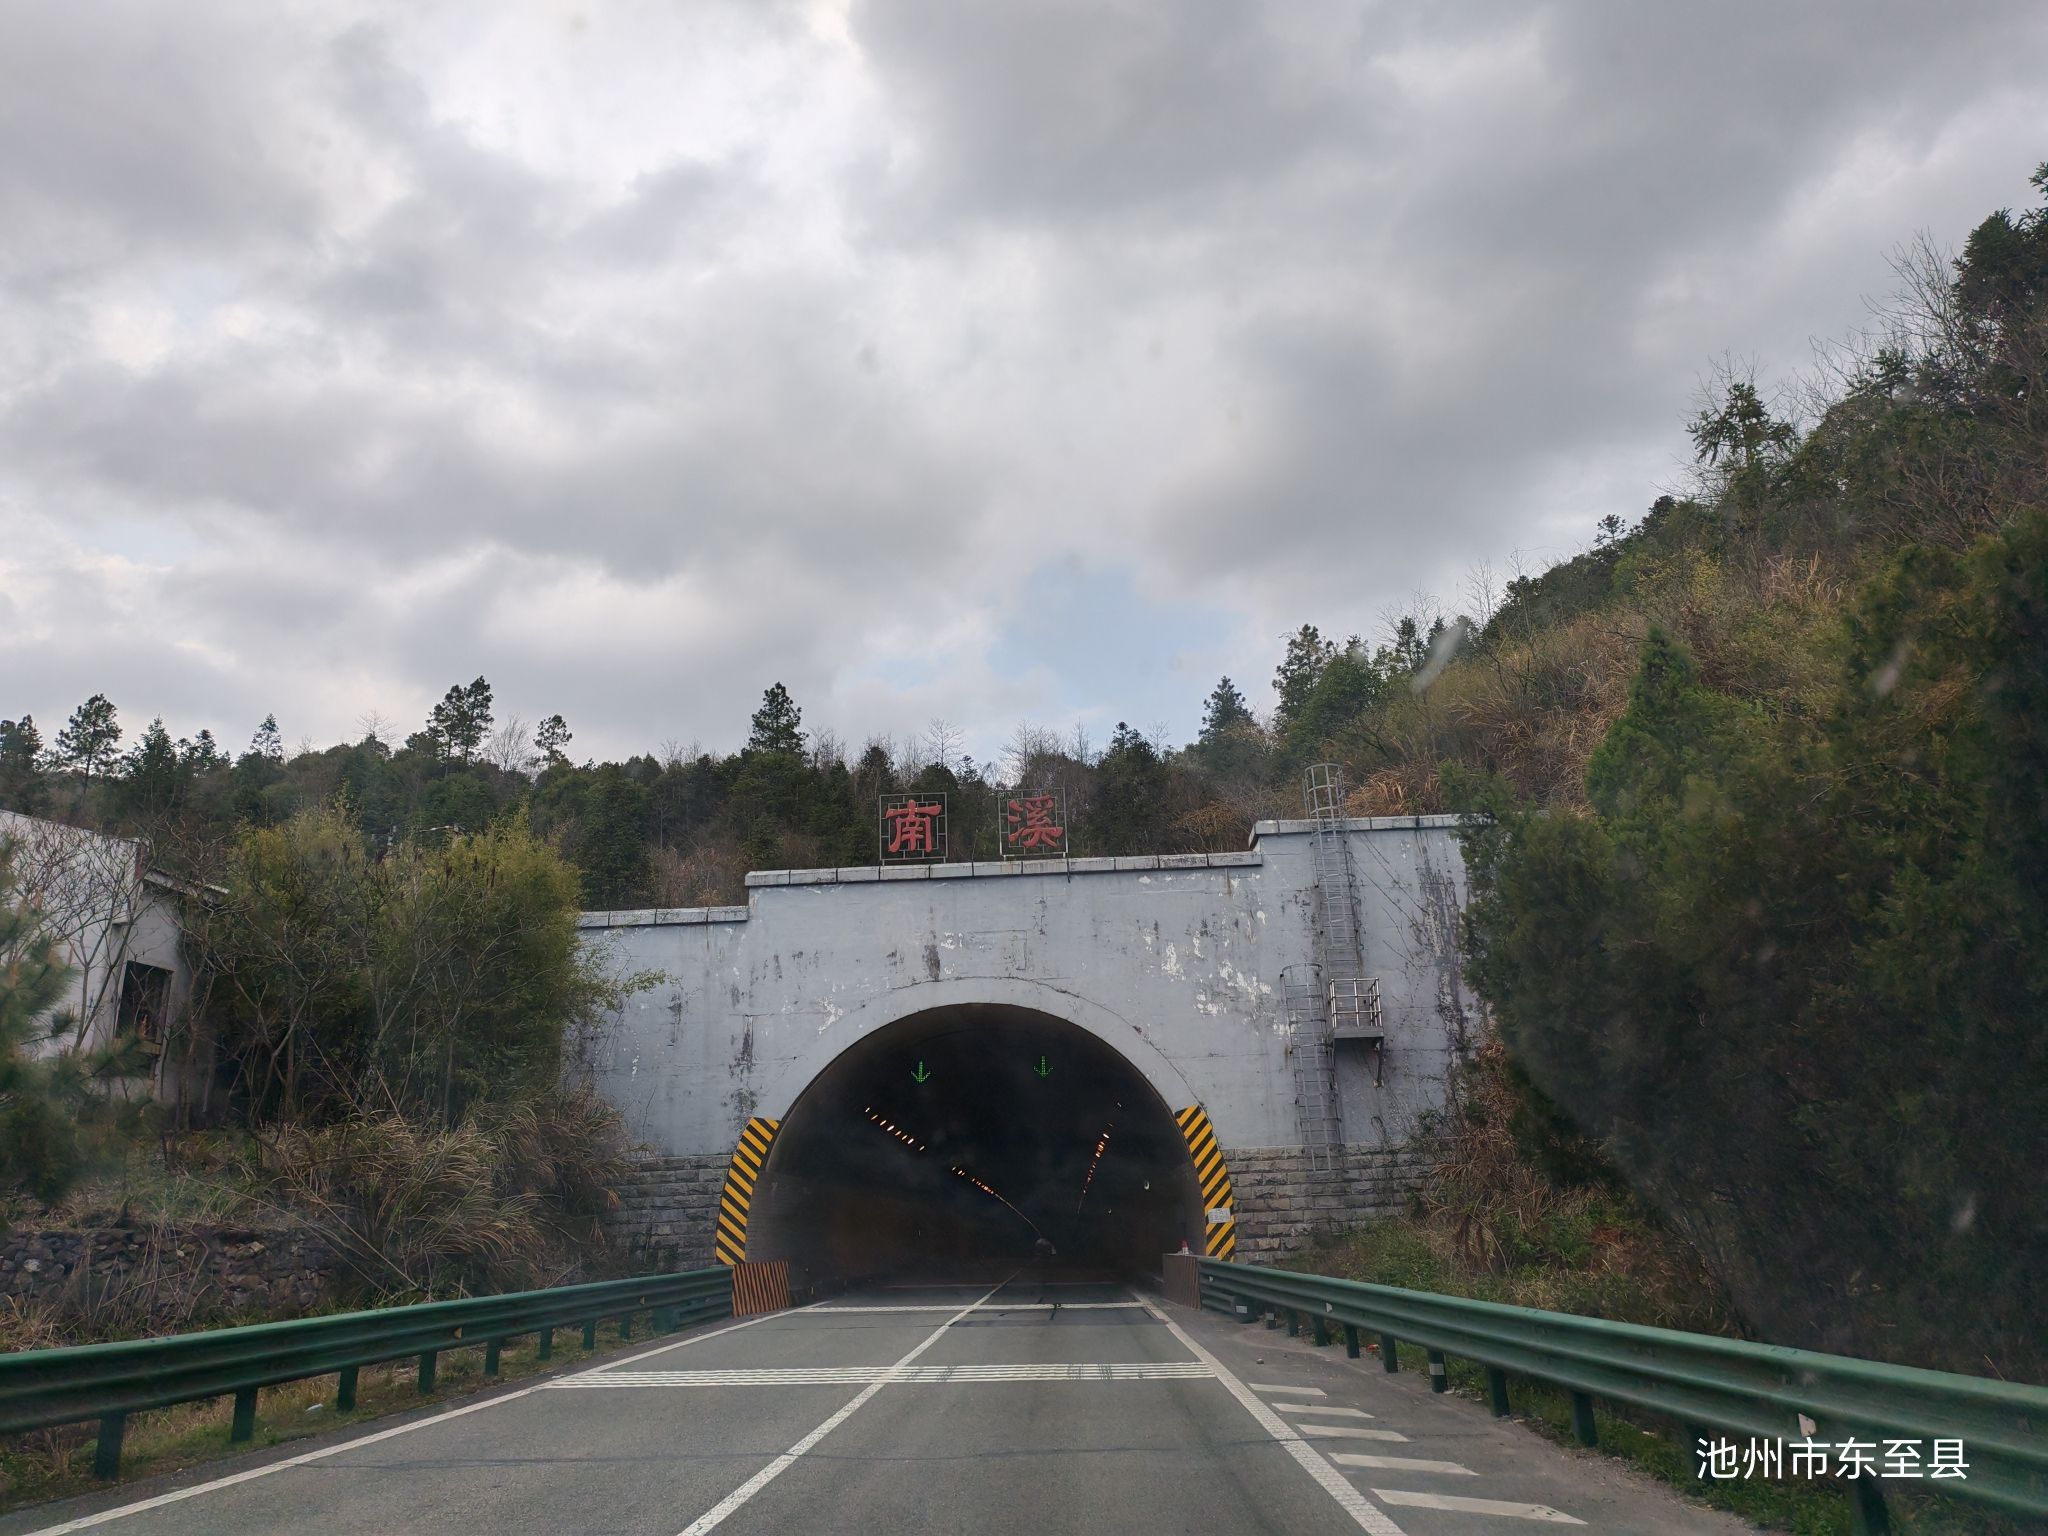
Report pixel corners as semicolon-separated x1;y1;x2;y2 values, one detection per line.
0;809;203;1095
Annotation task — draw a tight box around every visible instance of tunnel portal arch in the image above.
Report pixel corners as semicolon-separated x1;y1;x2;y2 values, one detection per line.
719;998;1237;1282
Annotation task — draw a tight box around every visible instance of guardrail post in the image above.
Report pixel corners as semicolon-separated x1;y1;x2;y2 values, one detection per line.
1426;1349;1448;1392
1311;1314;1329;1347
417;1351;437;1394
337;1366;358;1411
1343;1323;1360;1359
1286;1308;1299;1338
582;1318;598;1349
1486;1366;1510;1417
1380;1334;1398;1372
1682;1423;1708;1480
1850;1480;1892;1535
1569;1391;1597;1447
231;1386;258;1443
483;1340;502;1377
93;1413;126;1480
538;1327;553;1361
619;1313;633;1340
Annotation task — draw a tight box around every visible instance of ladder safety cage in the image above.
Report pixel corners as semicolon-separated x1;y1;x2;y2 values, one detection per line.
1302;765;1387;1088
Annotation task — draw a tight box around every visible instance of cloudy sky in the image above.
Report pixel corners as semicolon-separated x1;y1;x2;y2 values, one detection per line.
3;1;2043;766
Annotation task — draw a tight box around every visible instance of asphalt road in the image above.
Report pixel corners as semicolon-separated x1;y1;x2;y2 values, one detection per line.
7;1277;1752;1536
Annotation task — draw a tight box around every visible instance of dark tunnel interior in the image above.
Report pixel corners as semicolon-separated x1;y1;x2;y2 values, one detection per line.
744;1006;1207;1283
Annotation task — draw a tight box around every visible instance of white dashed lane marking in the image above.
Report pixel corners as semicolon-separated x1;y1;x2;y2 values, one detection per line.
1247;1360;1590;1528
1140;1300;1409;1535
549;1363;1214;1388
1372;1490;1584;1524
1328;1454;1474;1476
808;1303;1144;1312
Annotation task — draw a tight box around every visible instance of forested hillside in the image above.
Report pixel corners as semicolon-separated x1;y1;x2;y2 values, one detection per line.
4;166;2043;1377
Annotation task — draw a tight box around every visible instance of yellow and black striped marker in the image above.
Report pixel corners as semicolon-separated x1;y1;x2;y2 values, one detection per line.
714;1116;780;1267
1174;1105;1238;1260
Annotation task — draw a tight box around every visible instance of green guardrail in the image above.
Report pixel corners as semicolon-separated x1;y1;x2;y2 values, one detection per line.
1198;1259;2047;1532
0;1266;732;1480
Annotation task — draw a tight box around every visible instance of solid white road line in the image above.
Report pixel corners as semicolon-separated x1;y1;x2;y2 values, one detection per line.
1298;1424;1411;1441
1372;1490;1584;1524
1270;1404;1374;1418
1248;1382;1325;1395
1138;1298;1409;1536
1328;1454;1475;1476
18;1308;799;1536
673;1279;1007;1536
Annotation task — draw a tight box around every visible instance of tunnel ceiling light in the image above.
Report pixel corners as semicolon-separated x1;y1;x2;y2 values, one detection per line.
947;1165;1040;1237
1074;1118;1117;1213
864;1107;926;1153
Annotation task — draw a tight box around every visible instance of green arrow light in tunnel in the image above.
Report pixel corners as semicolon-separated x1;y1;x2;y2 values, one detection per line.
910;1061;932;1083
1033;1055;1053;1078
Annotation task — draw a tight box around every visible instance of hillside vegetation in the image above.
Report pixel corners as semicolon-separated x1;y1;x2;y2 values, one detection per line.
4;166;2044;1380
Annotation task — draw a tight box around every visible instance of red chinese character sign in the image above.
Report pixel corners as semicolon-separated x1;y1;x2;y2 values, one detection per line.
880;794;947;862
1002;789;1068;858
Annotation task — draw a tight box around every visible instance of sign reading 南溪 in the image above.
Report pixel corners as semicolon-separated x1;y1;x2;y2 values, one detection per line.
1001;789;1068;858
880;794;947;863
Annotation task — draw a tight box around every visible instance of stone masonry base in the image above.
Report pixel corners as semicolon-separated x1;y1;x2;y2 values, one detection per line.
609;1152;732;1271
607;1142;1434;1273
1223;1144;1434;1263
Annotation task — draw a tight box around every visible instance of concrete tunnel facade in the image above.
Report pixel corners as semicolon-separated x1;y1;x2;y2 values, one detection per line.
574;816;1475;1277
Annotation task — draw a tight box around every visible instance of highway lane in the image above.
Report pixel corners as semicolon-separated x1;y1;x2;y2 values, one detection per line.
5;1277;1752;1535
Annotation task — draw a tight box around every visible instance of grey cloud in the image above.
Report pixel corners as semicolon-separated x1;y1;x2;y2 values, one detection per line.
3;0;2044;757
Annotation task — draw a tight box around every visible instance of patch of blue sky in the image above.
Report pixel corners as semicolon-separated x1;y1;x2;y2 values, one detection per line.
984;562;1235;752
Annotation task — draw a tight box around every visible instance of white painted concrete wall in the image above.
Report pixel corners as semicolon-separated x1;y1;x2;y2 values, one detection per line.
0;809;194;1058
577;817;1475;1157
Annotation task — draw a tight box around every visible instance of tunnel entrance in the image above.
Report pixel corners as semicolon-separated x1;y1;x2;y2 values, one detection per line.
742;1006;1208;1284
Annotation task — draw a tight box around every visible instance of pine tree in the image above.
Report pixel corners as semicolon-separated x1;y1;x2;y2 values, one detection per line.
0;716;48;814
747;683;805;757
247;714;284;764
577;765;651;907
55;694;122;784
427;679;493;763
1198;678;1254;743
535;714;574;768
1272;626;1336;728
181;730;223;770
118;717;186;819
0;841;84;1203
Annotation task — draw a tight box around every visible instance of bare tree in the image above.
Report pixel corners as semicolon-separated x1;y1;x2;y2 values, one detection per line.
488;716;534;776
2;813;160;1051
924;718;963;774
1461;561;1501;634
1001;722;1059;784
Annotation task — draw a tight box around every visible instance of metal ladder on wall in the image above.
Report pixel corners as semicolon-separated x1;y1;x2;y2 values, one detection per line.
1289;765;1388;1173
1282;964;1344;1172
